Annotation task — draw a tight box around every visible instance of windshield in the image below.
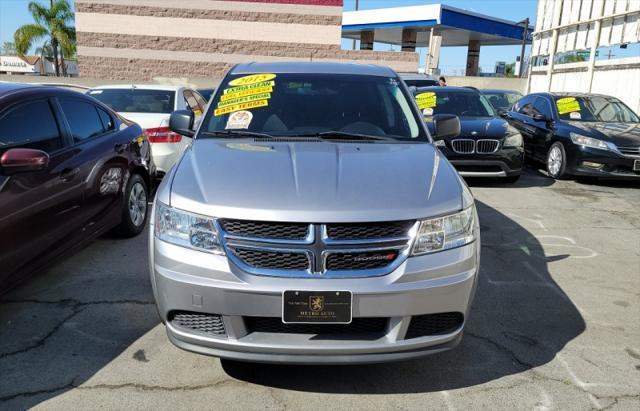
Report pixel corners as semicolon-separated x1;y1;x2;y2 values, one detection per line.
416;90;495;118
403;79;438;88
201;73;426;141
88;88;175;113
483;92;521;112
554;96;640;123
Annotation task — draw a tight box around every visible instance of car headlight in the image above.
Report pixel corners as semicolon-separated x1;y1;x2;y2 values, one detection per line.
154;202;224;254
411;205;477;255
503;131;523;147
569;132;615;151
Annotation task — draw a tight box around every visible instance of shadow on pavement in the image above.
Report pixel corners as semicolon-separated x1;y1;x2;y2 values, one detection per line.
222;201;586;393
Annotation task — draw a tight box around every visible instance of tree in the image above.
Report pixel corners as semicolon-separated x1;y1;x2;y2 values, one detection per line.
504;63;516;78
1;41;17;55
14;0;75;77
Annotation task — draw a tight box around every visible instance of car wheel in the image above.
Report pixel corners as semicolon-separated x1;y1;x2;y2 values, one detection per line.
546;142;567;179
115;173;148;237
504;175;520;183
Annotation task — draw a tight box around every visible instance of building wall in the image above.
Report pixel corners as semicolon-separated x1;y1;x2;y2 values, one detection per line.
528;0;640;113
75;0;418;81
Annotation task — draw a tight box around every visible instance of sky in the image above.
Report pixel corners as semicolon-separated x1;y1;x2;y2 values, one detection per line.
0;0;538;74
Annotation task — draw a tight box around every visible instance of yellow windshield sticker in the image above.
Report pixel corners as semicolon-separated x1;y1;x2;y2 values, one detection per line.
556;97;580;115
223;81;275;96
220;85;273;101
228;74;276;87
416;92;436;109
214;99;269;116
217;93;271;109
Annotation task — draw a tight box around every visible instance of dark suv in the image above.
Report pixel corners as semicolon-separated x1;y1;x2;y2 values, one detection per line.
0;84;153;291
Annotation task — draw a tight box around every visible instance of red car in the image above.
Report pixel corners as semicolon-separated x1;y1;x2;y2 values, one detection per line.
0;84;153;292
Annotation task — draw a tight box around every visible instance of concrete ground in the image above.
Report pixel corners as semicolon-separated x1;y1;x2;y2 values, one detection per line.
1;168;639;410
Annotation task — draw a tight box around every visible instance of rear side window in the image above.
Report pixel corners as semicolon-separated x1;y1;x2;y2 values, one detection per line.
88;88;175;113
59;99;106;143
0;99;62;153
97;107;115;131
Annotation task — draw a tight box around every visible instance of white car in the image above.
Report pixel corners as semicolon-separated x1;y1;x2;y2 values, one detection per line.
87;85;208;177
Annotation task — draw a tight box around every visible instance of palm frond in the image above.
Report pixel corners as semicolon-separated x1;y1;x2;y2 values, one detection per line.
51;0;74;23
14;23;48;55
27;1;50;27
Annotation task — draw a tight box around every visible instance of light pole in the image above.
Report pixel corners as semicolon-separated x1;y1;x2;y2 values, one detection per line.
352;0;360;50
517;18;530;77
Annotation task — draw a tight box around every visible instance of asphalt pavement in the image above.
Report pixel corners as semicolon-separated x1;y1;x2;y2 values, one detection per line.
1;168;639;410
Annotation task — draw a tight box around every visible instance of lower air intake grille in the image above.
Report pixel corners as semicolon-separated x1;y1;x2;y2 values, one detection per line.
232;247;310;271
170;311;226;336
405;312;464;339
245;317;387;335
325;250;399;270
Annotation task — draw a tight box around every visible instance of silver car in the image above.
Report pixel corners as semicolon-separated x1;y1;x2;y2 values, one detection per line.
150;62;480;364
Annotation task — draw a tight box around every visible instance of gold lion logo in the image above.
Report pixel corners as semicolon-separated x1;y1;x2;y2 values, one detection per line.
309;296;324;312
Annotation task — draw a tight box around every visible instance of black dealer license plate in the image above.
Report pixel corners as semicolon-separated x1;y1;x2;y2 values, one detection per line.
282;290;352;324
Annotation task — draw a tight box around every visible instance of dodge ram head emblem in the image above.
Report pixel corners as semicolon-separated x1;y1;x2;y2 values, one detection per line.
309;296;324;312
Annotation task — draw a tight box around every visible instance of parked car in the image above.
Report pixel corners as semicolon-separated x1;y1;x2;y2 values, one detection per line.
197;88;216;102
415;86;524;182
481;89;522;113
0;83;152;291
400;73;438;88
150;62;479;364
506;92;640;179
86;85;208;178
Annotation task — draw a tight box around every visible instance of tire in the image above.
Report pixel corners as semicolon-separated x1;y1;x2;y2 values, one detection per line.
115;173;148;237
546;142;568;179
504;175;520;183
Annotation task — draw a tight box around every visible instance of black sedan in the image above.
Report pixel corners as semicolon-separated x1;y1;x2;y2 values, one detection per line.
506;92;640;179
415;86;524;182
0;83;153;291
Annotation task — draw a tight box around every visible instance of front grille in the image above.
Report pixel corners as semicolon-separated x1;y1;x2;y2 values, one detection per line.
219;219;309;240
405;312;464;339
245;316;387;335
326;250;399;270
231;247;309;271
170;311;226;336
451;139;475;154
617;146;640;157
476;139;500;154
326;220;415;241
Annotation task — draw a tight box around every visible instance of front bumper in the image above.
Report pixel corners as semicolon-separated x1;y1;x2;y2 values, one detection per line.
567;145;640;178
440;147;524;177
150;235;480;364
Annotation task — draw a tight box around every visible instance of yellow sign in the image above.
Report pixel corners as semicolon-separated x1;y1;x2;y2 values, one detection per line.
556;97;580;115
217;93;271;109
416;92;437;109
214;99;269;116
228;73;276;87
223;81;275;95
220;85;273;102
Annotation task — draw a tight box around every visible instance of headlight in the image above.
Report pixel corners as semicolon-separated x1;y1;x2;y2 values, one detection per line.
569;132;615;151
411;205;476;255
503;131;523;147
154;202;224;254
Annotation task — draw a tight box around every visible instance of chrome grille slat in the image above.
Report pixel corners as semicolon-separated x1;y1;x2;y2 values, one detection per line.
451;139;475;154
617;145;640;157
476;139;500;154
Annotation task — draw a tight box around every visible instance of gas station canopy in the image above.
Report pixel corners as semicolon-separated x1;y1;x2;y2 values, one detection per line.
342;4;533;47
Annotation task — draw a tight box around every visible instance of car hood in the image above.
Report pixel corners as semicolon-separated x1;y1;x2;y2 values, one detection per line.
427;117;510;140
566;121;640;146
169;139;463;222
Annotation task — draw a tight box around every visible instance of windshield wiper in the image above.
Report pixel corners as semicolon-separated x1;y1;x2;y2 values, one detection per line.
199;130;276;139
295;131;397;142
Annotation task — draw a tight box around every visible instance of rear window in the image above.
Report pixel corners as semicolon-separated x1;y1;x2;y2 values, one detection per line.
88;88;175;113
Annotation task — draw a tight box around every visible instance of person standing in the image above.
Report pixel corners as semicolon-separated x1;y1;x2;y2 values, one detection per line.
438;76;447;86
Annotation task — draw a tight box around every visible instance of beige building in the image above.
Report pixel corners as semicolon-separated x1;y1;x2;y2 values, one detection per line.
75;0;418;82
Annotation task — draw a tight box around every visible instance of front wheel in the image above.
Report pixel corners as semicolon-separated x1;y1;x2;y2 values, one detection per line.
115;173;148;237
546;142;568;179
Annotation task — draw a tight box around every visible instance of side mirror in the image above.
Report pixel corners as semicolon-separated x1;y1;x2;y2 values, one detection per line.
0;148;49;175
432;114;461;140
533;113;548;122
169;110;195;138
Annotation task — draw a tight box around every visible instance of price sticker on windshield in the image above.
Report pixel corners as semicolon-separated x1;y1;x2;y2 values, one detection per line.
416;92;437;109
556;97;580;115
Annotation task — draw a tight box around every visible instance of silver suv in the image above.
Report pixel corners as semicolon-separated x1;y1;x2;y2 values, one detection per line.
150;62;480;364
